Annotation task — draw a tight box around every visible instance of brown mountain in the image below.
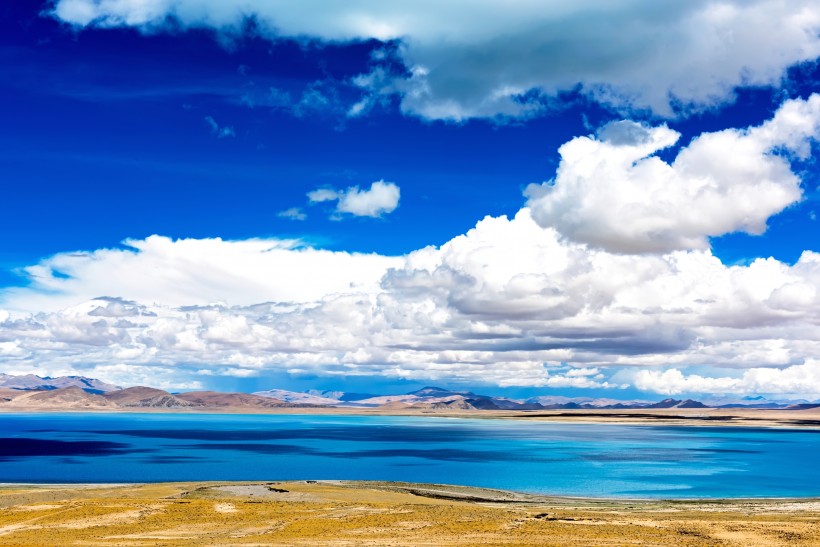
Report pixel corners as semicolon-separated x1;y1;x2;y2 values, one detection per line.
0;388;30;404
103;386;196;408
10;386;118;409
408;398;478;410
646;398;708;409
176;391;292;409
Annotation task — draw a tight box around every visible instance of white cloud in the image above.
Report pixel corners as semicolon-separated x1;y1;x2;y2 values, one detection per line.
0;236;401;313
2;209;820;393
204;115;235;138
306;188;339;203
277;207;307;221
336;181;400;217
90;363;204;390
2;98;820;394
52;1;820;120
633;360;820;398
526;95;820;253
308;180;400;218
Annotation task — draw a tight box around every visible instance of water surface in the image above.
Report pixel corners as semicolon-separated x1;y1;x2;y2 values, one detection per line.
1;413;818;498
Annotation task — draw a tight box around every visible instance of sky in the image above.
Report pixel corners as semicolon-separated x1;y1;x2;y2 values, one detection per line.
1;1;819;399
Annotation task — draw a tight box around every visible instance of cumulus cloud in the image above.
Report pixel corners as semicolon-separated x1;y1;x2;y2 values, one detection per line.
2;97;820;395
0;236;401;313
51;0;820;120
526;95;820;253
308;180;400;218
2;209;820;394
633;360;820;398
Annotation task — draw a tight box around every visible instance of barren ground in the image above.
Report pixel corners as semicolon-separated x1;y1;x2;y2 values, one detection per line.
1;481;818;546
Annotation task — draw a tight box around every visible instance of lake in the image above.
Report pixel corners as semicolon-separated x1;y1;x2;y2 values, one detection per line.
1;413;818;498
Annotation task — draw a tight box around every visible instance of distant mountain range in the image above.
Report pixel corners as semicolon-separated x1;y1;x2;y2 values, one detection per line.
0;385;296;410
0;373;120;393
0;374;818;411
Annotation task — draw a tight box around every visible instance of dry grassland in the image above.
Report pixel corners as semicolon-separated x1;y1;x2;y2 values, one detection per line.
0;481;818;546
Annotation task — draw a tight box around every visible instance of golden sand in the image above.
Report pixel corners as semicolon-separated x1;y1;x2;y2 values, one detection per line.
0;481;818;546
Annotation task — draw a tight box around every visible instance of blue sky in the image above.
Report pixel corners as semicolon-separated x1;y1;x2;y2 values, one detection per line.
1;1;819;399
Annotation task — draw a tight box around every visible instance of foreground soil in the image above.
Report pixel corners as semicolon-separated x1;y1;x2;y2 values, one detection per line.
0;482;818;546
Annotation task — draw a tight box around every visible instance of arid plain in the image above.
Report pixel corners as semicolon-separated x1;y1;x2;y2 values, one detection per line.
1;481;819;546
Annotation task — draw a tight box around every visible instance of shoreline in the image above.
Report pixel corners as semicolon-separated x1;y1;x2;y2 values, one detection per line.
2;405;820;429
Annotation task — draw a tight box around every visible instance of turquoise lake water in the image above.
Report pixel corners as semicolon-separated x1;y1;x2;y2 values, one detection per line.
1;413;818;498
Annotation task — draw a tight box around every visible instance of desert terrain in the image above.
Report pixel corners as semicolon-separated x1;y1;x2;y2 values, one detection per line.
0;481;818;546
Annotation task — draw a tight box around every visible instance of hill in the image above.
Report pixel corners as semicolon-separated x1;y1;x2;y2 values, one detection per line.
8;386;118;409
176;391;293;409
103;386;195;408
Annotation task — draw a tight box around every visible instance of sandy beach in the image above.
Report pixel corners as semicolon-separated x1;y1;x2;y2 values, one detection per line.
1;481;818;546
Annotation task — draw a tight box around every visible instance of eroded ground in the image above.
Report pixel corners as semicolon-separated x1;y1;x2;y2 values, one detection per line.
0;481;818;546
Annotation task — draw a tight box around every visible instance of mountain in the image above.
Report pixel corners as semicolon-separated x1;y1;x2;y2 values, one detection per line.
408;386;459;398
354;394;423;406
675;399;709;409
701;395;817;409
408;398;480;410
526;396;651;408
338;387;711;411
3;374;818;413
252;389;340;406
645;398;708;409
785;403;820;410
177;391;294;408
357;387;477;406
0;373;120;393
352;387;538;410
306;390;379;402
103;386;195;408
0;386;292;411
0;387;32;404
6;386;118;409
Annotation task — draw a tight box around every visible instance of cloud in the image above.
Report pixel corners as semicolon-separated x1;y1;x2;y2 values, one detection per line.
633;360;820;398
2;209;820;393
525;95;820;253
204;116;235;138
0;236;401;313
2;97;820;394
51;1;820;120
308;180;400;218
307;188;339;203
277;207;307;221
87;363;204;391
336;181;400;217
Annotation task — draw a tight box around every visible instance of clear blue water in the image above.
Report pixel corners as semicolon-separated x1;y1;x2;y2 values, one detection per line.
1;413;818;498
